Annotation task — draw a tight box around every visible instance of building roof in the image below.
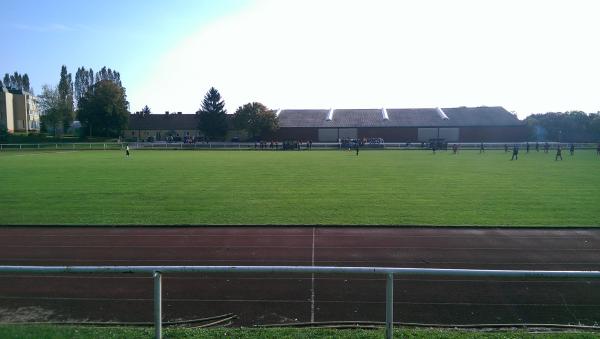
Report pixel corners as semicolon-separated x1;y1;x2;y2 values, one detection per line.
128;106;522;130
128;114;200;130
278;106;522;128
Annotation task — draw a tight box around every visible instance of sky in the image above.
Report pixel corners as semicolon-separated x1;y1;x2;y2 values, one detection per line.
1;0;599;119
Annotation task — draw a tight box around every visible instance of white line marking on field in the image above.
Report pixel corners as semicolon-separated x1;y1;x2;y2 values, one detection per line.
9;151;80;157
311;226;316;323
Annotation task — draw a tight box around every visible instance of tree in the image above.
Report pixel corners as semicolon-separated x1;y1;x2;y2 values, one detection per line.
525;111;599;142
233;102;279;140
135;105;152;116
95;66;121;87
22;74;30;93
38;85;65;137
74;67;93;105
77;80;130;137
57;65;74;131
2;72;30;92
196;87;228;140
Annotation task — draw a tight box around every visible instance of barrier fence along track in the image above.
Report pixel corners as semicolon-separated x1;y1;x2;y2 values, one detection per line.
1;266;600;339
0;142;597;152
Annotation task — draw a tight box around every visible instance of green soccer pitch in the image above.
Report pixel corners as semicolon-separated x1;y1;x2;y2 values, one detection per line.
0;149;598;226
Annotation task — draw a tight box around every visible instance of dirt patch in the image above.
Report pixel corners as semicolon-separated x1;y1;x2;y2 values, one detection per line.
0;306;55;322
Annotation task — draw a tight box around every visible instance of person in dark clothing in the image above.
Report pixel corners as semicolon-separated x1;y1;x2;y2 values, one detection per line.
526;142;530;153
356;144;359;156
535;142;539;152
452;144;458;154
569;143;575;156
511;144;519;160
544;142;549;153
555;145;563;161
479;142;485;153
504;144;508;153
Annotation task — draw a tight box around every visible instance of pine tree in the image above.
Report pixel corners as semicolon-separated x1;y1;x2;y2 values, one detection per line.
197;87;228;140
22;74;30;92
57;65;75;131
141;105;151;116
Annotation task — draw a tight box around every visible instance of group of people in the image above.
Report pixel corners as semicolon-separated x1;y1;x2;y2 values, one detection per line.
445;142;596;161
254;141;280;150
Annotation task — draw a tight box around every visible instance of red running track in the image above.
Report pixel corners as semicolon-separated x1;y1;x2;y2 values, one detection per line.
0;227;599;326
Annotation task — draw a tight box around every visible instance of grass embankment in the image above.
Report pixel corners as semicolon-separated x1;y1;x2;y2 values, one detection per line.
0;325;598;339
0;150;598;225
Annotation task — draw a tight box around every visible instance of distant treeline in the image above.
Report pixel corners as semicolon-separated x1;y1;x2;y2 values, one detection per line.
525;111;600;142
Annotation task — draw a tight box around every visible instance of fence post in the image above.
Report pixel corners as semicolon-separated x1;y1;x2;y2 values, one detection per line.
154;271;162;339
386;273;394;339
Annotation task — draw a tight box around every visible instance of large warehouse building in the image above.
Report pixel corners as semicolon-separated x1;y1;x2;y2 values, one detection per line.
125;106;529;142
276;106;528;142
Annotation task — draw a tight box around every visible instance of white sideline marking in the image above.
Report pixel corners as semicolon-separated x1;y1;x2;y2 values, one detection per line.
9;151;80;157
311;226;316;323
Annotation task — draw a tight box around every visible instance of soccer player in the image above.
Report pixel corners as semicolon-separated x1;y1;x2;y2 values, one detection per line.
535;142;539;152
479;142;485;153
125;145;130;158
526;142;530;153
569;143;575;156
544;142;549;153
452;144;458;154
555;145;563;161
511;144;519;160
356;143;359;156
504;144;508;153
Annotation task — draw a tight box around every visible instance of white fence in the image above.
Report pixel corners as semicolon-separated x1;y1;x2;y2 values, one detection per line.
0;142;597;152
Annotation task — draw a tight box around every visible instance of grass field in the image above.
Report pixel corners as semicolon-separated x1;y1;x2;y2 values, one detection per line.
0;149;598;226
0;325;598;339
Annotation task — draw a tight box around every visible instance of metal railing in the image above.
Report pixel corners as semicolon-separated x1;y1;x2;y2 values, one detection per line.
1;142;598;152
1;266;600;339
0;143;123;151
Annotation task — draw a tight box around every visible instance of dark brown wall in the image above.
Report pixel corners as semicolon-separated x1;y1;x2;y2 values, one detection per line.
459;126;530;142
276;128;319;141
277;126;531;142
358;127;418;142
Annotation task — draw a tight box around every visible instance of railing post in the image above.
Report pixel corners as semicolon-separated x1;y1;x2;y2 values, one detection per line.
386;273;394;339
154;271;162;339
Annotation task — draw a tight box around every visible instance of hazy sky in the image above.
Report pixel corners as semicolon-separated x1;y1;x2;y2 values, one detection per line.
2;0;599;119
